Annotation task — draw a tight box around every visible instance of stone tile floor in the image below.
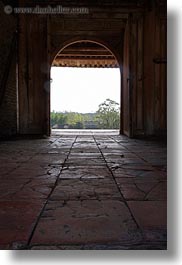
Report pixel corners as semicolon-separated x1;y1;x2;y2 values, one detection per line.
0;131;167;250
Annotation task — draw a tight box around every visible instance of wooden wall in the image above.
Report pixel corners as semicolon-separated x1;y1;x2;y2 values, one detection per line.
122;1;167;137
143;2;167;136
18;14;49;135
0;1;17;137
16;0;167;137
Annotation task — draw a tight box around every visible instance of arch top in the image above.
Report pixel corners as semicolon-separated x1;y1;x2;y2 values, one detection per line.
51;38;120;68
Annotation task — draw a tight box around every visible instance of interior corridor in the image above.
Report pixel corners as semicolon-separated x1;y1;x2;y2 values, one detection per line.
0;131;167;250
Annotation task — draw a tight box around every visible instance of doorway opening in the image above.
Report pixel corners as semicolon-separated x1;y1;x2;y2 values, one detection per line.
50;41;121;134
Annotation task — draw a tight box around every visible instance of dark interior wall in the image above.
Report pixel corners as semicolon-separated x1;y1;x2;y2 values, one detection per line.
123;1;167;137
0;0;167;138
18;14;49;135
122;21;130;136
0;1;17;137
18;7;126;136
143;1;167;136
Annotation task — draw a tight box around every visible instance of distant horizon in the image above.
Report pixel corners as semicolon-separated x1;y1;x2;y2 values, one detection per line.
51;67;120;113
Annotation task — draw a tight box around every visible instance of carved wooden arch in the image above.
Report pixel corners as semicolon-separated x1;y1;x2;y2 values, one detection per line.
49;37;122;70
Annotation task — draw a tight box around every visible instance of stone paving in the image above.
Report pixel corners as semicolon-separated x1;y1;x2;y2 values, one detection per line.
0;131;167;250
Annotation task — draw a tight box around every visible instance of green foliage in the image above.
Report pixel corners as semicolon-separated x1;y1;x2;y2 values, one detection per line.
51;111;68;127
51;99;120;129
66;112;84;128
95;98;120;129
51;111;93;129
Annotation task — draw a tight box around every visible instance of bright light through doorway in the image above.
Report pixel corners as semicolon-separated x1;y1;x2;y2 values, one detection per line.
51;67;120;113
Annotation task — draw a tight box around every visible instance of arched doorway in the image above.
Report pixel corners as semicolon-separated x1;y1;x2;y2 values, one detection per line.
50;40;122;134
17;9;151;138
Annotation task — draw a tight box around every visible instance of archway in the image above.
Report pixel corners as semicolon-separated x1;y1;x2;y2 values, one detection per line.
50;40;122;134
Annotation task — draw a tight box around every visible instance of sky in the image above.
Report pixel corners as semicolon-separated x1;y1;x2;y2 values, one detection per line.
50;67;120;113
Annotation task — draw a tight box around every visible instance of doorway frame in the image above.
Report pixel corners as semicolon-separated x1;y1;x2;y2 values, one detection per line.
49;38;124;135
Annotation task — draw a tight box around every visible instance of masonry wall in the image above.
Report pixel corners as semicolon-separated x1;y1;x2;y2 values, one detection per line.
0;1;17;137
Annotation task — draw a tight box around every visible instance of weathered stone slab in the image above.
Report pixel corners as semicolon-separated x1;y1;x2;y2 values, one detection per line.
127;201;167;242
69;153;102;158
145;182;167;201
64;157;105;166
0;132;167;249
0;201;44;248
71;148;99;153
118;183;146;200
59;166;111;180
31;200;142;246
50;178;120;201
